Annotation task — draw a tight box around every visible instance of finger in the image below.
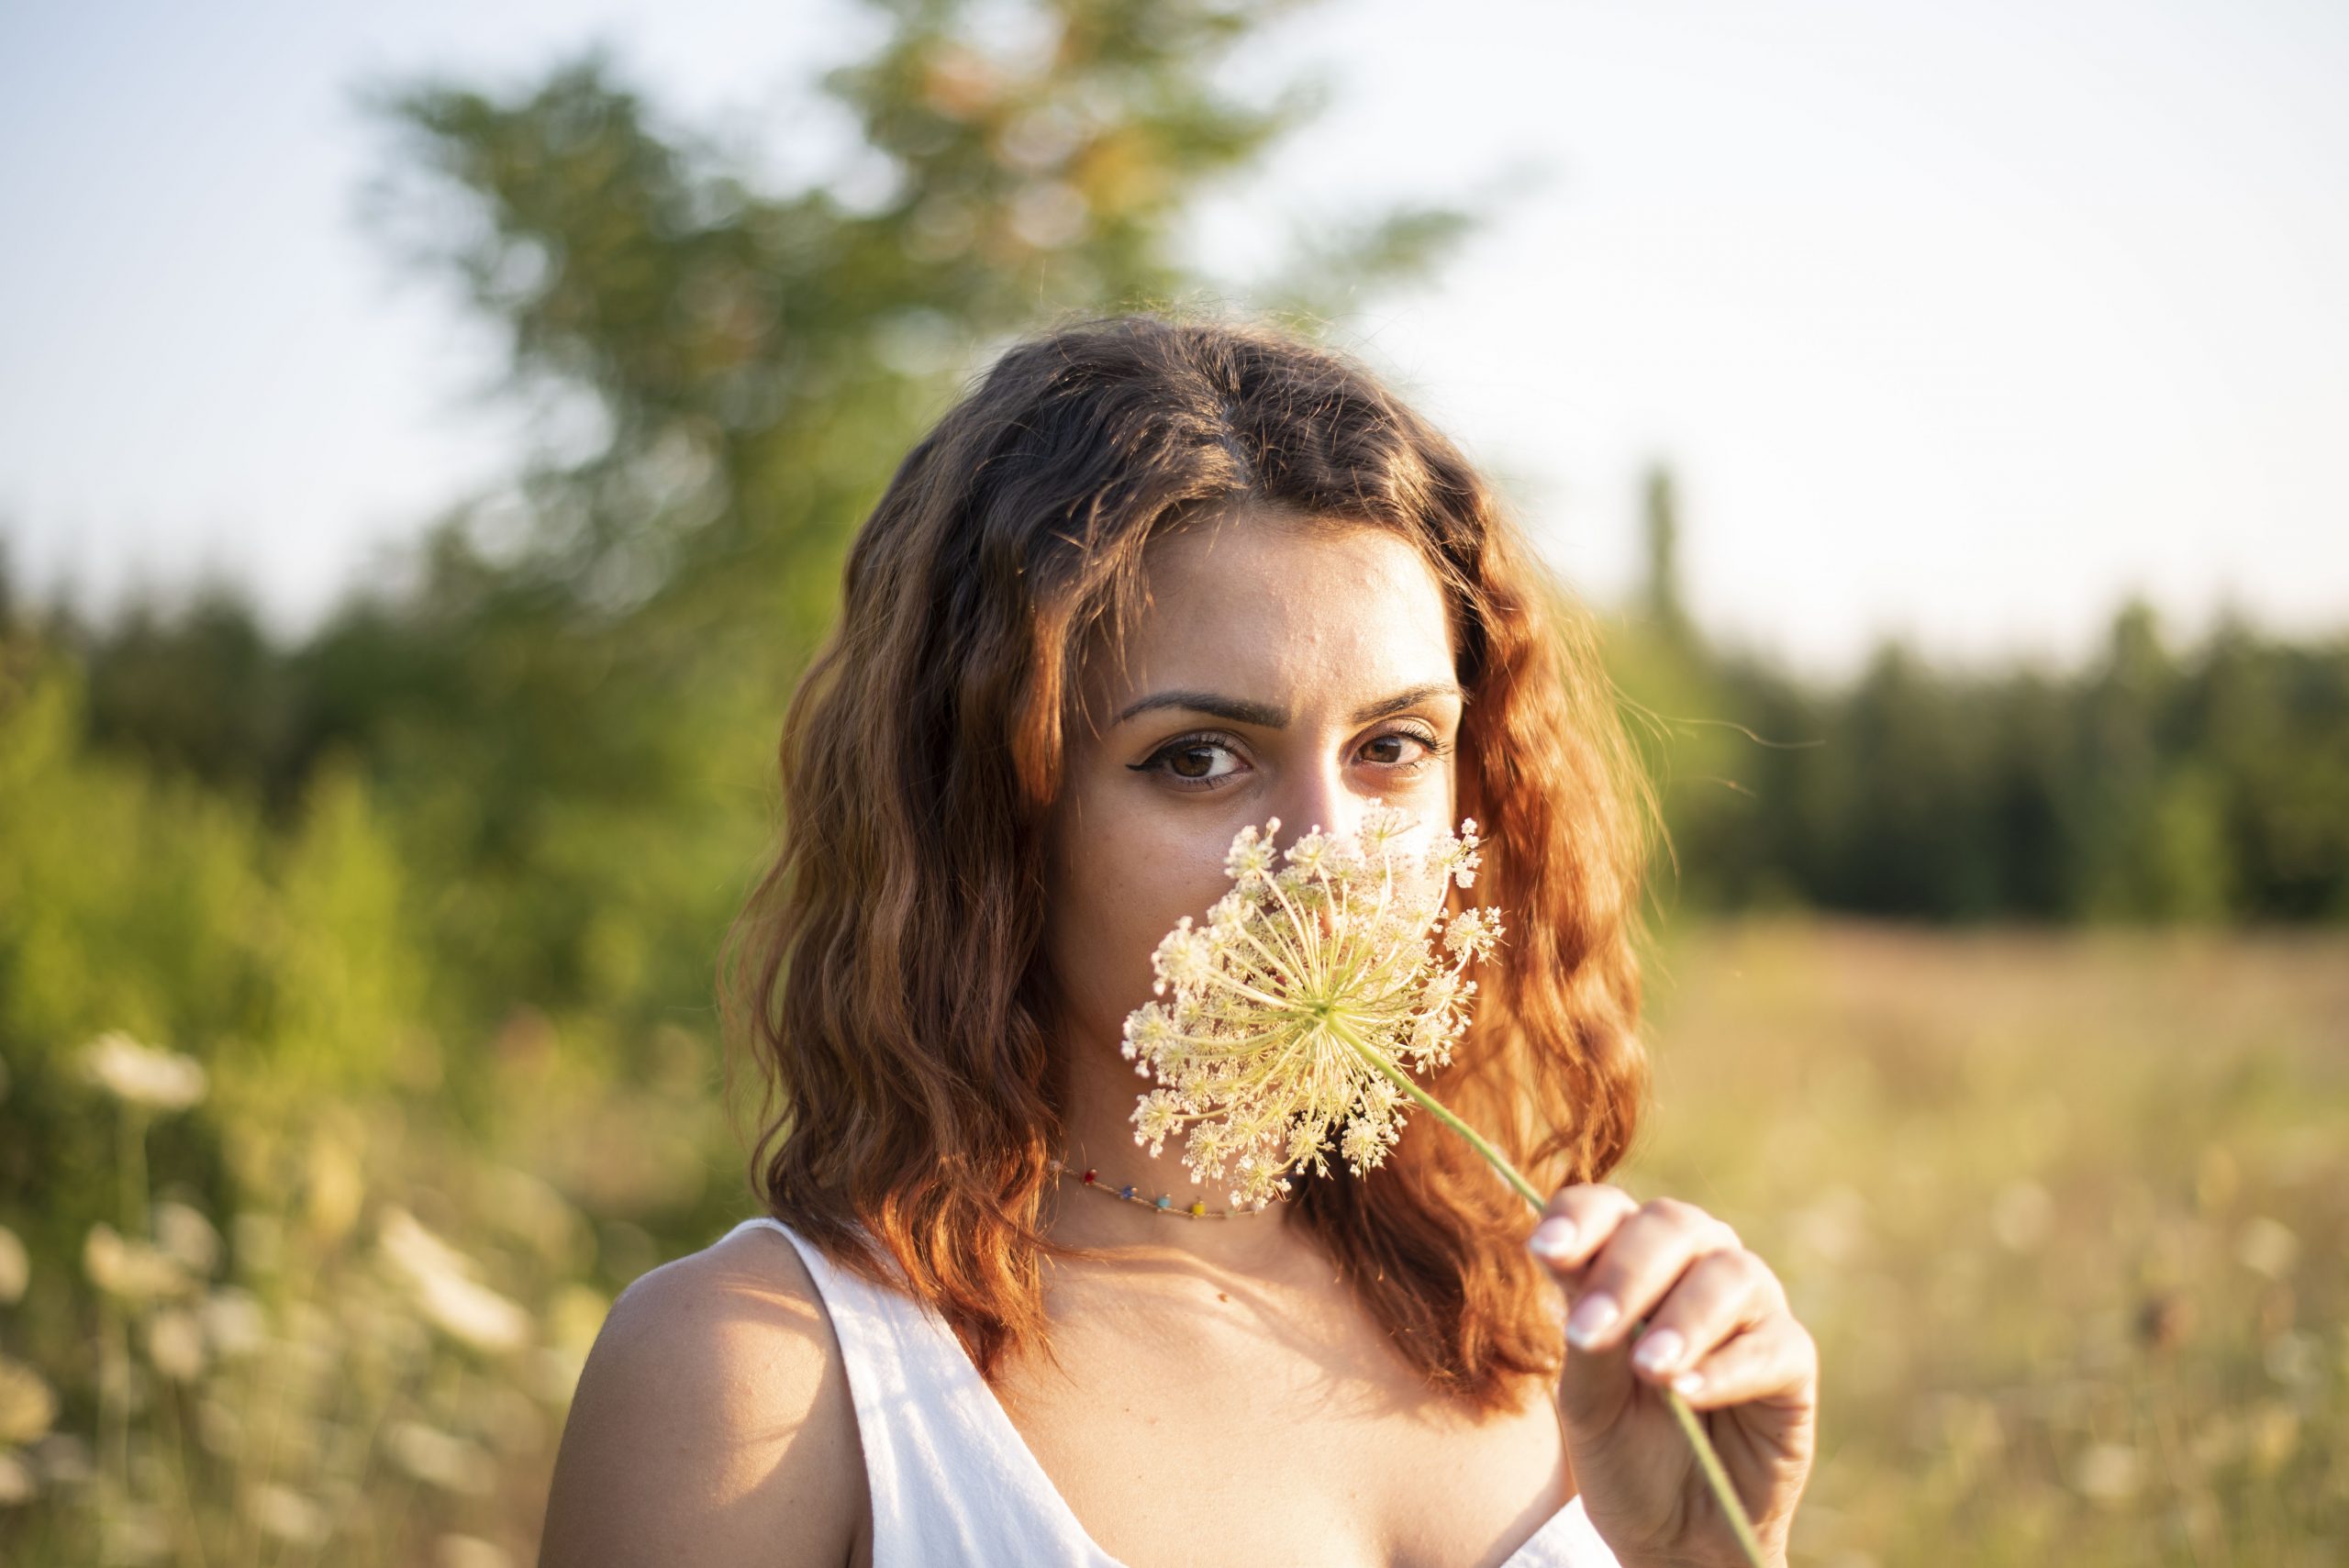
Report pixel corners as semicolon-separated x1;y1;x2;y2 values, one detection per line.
1559;1197;1742;1355
1553;1292;1641;1433
1667;1316;1820;1412
1524;1183;1641;1272
1622;1245;1781;1388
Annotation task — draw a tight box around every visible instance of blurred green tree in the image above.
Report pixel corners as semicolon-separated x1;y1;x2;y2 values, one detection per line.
313;0;1503;1070
0;0;1514;1362
1603;546;2349;926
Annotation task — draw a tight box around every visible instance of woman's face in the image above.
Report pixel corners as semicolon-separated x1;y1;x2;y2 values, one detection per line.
1040;508;1464;1065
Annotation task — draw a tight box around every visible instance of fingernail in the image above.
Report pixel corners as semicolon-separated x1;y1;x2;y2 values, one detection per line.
1527;1217;1579;1260
1564;1291;1620;1349
1672;1370;1706;1396
1631;1328;1686;1376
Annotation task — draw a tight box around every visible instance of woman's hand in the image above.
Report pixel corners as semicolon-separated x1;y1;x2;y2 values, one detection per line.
1527;1184;1818;1568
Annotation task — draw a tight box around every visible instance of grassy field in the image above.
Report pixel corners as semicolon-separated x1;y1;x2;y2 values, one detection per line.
2;917;2342;1563
1627;918;2348;1567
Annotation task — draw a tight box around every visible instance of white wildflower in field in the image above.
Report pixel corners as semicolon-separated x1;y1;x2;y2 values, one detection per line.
195;1285;266;1361
144;1307;207;1382
0;1354;58;1447
199;1284;267;1358
387;1419;495;1496
379;1207;533;1354
78;1030;207;1112
242;1481;332;1547
152;1200;221;1276
1120;801;1503;1208
83;1223;194;1301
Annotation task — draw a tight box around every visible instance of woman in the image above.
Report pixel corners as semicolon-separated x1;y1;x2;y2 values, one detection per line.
538;313;1818;1567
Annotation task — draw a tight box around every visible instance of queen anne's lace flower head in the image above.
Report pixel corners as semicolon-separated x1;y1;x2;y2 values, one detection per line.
1120;800;1505;1207
79;1030;206;1113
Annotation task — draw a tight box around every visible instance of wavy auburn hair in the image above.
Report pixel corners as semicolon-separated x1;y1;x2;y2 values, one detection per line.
719;308;1658;1412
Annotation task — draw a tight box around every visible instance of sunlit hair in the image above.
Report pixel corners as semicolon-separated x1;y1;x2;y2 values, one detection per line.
719;307;1658;1409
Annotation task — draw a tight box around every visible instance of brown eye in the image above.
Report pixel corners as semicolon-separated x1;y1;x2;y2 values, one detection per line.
1168;743;1226;779
1134;734;1248;791
1364;728;1445;772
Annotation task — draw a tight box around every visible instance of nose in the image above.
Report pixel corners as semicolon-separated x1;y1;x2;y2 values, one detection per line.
1274;753;1367;853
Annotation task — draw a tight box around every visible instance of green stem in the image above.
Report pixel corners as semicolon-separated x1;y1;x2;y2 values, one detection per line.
122;1104;150;1235
1335;1024;1772;1568
99;1105;144;1535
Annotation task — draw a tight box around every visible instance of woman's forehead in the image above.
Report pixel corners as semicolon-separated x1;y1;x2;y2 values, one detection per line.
1082;517;1458;719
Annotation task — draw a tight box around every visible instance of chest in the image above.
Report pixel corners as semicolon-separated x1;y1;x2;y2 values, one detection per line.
985;1268;1576;1568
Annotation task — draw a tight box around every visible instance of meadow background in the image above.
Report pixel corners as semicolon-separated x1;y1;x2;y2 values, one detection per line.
2;1;2344;1563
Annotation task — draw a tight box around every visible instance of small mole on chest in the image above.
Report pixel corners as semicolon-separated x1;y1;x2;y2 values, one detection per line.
1217;1292;1229;1302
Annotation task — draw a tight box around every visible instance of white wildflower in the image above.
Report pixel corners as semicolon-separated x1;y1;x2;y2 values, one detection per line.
145;1307;207;1381
387;1420;495;1496
379;1207;533;1353
79;1030;206;1112
1150;919;1214;993
200;1285;268;1358
243;1482;332;1546
83;1223;194;1301
153;1200;221;1276
0;1355;58;1446
1119;801;1505;1207
0;1451;33;1507
1222;823;1277;887
1441;906;1505;962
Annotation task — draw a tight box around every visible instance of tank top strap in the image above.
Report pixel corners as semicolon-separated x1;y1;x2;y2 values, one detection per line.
723;1215;1115;1566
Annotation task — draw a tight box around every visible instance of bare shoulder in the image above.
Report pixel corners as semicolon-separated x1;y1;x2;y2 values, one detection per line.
538;1221;868;1568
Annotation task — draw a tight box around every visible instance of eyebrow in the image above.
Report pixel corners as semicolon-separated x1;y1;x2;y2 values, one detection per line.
1113;681;1465;729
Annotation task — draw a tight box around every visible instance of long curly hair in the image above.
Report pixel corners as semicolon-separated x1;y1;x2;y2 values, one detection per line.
718;307;1659;1412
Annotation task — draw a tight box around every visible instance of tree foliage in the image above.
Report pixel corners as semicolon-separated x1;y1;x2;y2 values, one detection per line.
1611;502;2349;925
5;0;1500;1114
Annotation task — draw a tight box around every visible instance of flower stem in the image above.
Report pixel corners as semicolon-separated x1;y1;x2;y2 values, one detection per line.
1335;1025;1770;1568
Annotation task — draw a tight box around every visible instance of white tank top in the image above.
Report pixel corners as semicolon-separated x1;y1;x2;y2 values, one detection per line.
726;1215;1624;1567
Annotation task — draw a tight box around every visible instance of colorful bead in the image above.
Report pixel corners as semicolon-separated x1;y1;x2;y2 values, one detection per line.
1056;1158;1285;1218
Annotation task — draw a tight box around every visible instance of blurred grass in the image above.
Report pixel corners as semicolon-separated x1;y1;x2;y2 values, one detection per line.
1627;917;2349;1567
3;917;2343;1562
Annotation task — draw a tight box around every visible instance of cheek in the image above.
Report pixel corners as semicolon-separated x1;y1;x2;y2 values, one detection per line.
1043;788;1247;1035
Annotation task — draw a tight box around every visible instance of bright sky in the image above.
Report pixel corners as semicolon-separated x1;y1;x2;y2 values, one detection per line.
3;0;2343;681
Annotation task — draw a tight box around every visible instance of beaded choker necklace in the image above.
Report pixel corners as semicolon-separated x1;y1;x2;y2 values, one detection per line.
1047;1156;1288;1218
